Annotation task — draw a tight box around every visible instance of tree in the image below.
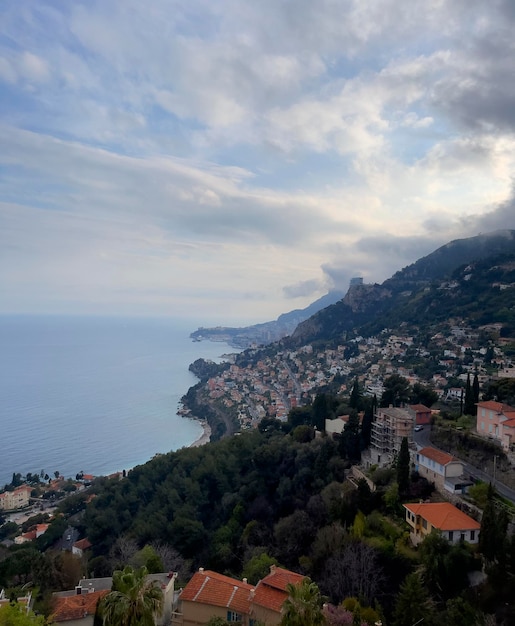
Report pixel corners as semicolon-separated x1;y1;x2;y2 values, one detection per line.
242;553;278;585
349;379;362;410
380;375;410;407
313;394;330;431
360;403;373;450
280;578;325;626
101;565;163;626
392;571;436;626
396;437;410;495
479;484;508;564
472;372;480;405
0;604;46;626
410;382;438;407
444;597;483;626
340;412;361;462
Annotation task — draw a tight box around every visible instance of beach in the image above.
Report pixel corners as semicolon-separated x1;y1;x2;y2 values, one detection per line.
189;420;212;447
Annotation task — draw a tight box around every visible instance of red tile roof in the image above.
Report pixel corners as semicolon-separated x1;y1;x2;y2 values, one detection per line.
73;538;92;551
180;570;253;615
410;404;431;412
418;446;456;466
404;502;480;531
252;566;305;613
478;400;515;414
259;566;304;592
51;590;108;622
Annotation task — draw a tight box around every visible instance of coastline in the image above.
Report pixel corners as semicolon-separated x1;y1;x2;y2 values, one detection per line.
189;420;212;447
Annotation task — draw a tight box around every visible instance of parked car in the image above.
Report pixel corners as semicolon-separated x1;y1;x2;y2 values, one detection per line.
414;425;424;432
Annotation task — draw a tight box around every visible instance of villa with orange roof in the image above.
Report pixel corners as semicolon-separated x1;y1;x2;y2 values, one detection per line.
172;568;254;626
51;589;109;625
476;400;515;451
415;447;468;494
172;565;305;626
404;501;480;545
250;565;305;626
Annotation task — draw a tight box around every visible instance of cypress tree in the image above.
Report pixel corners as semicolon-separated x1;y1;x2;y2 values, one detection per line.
397;437;410;495
349;378;361;410
360;402;374;450
473;372;480;405
464;373;475;415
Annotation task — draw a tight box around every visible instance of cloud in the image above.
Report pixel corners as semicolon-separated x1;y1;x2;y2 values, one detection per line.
283;279;326;299
2;1;515;322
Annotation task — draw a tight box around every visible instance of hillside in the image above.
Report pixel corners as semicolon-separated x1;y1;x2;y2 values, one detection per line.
290;230;515;346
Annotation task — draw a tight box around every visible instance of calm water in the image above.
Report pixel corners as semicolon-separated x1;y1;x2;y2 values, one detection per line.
0;315;236;487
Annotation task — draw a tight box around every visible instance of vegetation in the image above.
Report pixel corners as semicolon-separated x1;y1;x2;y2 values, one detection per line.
99;565;163;626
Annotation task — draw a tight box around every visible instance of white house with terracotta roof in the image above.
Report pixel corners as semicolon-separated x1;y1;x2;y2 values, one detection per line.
72;538;92;558
476;400;515;451
415;447;467;494
404;502;480;545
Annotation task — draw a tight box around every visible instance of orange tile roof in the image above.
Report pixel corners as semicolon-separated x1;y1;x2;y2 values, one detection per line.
410;404;431;412
418;446;455;466
478;400;515;414
252;567;305;613
259;566;304;592
180;570;253;615
51;590;108;622
404;502;480;531
252;583;289;613
73;538;92;551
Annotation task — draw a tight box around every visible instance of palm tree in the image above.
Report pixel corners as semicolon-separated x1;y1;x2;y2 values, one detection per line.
280;577;325;626
101;565;164;626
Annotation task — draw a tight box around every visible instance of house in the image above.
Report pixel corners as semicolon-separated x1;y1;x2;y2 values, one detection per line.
53;572;177;626
404;502;480;545
72;538;92;558
172;568;254;626
0;485;32;511
325;412;363;436
370;406;414;464
14;523;49;545
250;565;305;626
414;447;469;494
408;404;432;426
51;589;109;626
476;400;515;451
172;565;305;626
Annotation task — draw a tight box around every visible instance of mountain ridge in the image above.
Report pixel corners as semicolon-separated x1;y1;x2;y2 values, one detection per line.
289;230;515;346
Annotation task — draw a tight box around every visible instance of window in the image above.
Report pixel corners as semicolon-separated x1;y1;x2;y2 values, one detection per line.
489;424;493;433
227;612;242;623
481;421;485;430
422;519;427;530
482;408;485;417
470;530;475;541
448;531;453;541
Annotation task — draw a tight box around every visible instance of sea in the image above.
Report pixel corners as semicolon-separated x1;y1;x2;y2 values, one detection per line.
0;315;238;487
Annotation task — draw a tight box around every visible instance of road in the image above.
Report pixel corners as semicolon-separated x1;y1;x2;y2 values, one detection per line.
413;426;515;504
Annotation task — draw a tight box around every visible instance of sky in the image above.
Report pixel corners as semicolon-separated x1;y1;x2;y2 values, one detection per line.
1;1;515;326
